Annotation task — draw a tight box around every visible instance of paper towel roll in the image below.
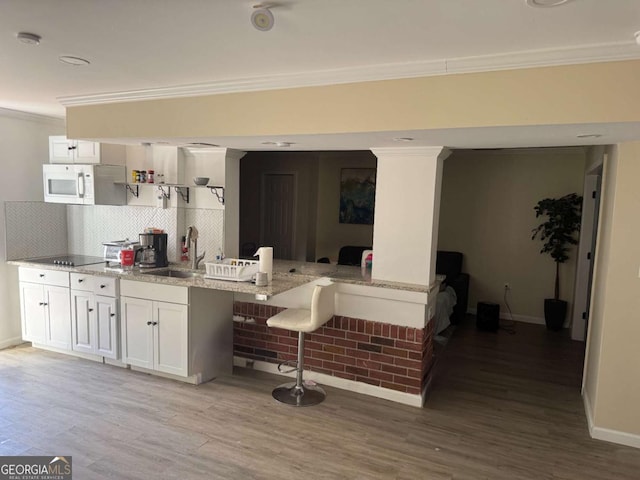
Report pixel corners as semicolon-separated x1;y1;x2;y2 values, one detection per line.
254;246;273;283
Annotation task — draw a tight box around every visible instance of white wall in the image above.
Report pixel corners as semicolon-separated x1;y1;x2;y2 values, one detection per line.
0;109;64;348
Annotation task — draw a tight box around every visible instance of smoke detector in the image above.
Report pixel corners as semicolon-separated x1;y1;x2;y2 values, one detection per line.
251;4;274;31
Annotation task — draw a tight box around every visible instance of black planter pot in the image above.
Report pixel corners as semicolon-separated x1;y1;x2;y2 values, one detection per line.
544;299;567;331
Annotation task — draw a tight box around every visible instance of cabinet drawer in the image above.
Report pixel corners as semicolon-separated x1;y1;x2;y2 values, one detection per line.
70;272;93;291
19;267;69;287
121;279;188;304
93;277;117;297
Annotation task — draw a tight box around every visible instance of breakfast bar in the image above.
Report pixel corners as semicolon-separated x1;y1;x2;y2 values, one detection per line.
9;258;438;407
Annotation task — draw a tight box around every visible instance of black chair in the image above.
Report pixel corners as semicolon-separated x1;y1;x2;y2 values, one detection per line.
435;251;470;324
337;246;372;266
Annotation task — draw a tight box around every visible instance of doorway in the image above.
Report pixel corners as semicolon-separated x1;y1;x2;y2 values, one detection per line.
260;173;296;260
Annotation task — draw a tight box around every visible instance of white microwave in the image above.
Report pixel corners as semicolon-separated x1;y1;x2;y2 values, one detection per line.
43;164;126;205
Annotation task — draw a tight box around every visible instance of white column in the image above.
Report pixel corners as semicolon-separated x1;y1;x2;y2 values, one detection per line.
370;147;450;286
224;149;246;258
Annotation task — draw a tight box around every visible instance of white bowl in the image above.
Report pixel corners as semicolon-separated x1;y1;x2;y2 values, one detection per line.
193;177;209;186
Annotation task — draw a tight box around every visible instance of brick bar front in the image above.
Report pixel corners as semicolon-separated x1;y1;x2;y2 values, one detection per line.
233;301;435;396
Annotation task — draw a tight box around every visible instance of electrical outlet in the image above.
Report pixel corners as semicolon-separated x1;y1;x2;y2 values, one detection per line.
504;283;510;291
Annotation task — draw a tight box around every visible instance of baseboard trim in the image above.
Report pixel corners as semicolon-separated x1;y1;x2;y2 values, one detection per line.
467;307;546;326
233;356;423;407
583;392;640;449
0;336;24;351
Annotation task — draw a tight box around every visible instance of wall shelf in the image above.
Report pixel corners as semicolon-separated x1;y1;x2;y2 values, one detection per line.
118;183;223;205
206;186;225;204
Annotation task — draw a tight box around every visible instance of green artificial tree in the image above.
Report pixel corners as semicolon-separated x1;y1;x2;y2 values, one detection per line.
531;193;582;329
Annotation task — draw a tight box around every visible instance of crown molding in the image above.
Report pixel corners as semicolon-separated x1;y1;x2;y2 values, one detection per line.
0;107;65;126
58;41;640;108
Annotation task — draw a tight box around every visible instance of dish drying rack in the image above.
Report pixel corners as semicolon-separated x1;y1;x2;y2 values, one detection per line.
204;259;259;282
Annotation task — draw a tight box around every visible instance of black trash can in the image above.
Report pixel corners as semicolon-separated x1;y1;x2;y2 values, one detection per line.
477;301;500;332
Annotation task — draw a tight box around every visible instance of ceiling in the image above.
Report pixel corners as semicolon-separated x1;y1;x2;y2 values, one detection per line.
2;0;640;148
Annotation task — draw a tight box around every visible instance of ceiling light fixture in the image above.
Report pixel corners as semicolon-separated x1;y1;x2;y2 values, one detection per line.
635;31;640;46
576;134;602;139
526;0;571;7
251;4;275;31
59;55;90;66
393;137;414;142
16;32;41;45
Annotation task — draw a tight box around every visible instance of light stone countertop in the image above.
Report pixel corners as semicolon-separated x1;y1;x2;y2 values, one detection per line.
8;258;432;297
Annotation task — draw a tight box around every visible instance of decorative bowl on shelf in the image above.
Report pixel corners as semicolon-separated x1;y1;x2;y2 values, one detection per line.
193;177;209;186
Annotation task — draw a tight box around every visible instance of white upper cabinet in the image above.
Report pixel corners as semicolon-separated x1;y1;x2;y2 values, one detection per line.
49;136;125;165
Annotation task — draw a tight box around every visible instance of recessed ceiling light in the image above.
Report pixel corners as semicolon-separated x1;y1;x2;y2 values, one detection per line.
59;55;90;66
261;141;277;145
16;32;41;45
276;142;294;147
393;137;414;142
526;0;571;7
576;134;602;138
635;31;640;46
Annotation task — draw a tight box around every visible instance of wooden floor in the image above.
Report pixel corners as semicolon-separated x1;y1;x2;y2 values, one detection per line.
1;320;639;479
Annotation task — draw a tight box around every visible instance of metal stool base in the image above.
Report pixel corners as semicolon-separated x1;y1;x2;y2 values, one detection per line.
272;381;326;407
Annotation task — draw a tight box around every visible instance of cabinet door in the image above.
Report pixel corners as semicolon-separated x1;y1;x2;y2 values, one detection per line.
74;140;101;164
20;283;46;344
153;302;188;377
49;136;73;163
46;286;72;350
95;295;118;359
71;290;94;354
121;296;154;369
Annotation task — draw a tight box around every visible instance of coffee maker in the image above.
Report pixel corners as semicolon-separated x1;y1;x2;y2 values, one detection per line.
138;233;169;268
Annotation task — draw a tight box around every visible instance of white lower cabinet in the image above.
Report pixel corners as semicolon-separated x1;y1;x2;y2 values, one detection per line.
19;268;71;350
120;279;233;384
70;274;119;359
121;297;188;377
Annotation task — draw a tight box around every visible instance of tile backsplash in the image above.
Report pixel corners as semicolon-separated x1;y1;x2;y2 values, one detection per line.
5;202;225;264
67;205;179;260
184;208;225;263
4;202;68;260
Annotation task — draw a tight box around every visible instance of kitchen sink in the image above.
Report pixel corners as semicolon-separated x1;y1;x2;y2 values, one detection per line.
141;269;202;279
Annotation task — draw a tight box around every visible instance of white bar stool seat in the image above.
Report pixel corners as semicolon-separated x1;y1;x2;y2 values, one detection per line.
266;283;336;406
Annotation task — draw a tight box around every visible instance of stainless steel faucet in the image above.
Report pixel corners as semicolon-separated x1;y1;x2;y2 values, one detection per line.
185;225;206;269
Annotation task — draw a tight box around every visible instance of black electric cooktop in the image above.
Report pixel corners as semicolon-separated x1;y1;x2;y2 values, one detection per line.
27;255;106;267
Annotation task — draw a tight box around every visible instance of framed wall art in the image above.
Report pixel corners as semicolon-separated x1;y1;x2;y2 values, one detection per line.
339;168;376;225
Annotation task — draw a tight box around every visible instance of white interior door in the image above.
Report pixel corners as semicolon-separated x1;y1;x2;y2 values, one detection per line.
261;173;296;260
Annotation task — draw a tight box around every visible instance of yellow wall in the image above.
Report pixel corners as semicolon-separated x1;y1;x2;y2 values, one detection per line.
585;142;640;436
315;152;376;262
438;148;586;322
67;60;640;140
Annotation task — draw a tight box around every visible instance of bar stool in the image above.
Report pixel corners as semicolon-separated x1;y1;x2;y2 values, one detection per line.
266;283;336;406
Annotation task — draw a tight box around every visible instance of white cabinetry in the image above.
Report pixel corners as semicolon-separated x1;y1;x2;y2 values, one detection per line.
120;279;233;384
49;136;125;165
19;268;71;350
70;273;119;359
121;296;188;376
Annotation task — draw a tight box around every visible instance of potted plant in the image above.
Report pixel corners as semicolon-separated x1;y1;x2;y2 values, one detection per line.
531;193;582;330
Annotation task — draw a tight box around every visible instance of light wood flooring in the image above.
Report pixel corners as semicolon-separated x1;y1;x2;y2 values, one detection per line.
1;320;639;479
